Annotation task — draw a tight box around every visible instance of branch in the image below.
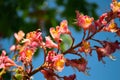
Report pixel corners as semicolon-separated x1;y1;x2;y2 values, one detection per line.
63;11;115;55
28;65;43;77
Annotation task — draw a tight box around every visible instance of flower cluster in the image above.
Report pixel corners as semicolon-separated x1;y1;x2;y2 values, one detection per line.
0;0;120;80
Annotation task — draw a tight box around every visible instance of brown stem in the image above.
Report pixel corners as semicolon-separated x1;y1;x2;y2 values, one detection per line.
28;66;43;77
82;30;86;40
70;34;75;48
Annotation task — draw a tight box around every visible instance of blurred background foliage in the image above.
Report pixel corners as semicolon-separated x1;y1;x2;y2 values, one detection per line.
0;0;98;38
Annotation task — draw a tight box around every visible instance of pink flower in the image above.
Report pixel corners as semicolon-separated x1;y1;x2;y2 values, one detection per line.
26;30;43;47
46;51;65;72
50;26;61;42
95;13;108;27
19;48;34;64
23;30;43;49
78;41;91;55
50;20;71;42
76;11;94;31
52;54;65;72
10;44;22;52
46;51;56;62
14;30;25;42
0;50;17;69
110;0;120;12
45;36;58;48
103;20;118;32
10;45;16;51
59;20;71;34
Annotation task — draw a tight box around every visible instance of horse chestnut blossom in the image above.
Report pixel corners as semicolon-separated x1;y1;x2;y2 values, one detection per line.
76;11;94;31
14;30;25;42
59;20;71;34
95;41;120;61
111;0;120;12
25;30;44;47
19;48;34;64
0;50;17;69
45;51;65;72
45;36;58;49
50;20;71;42
1;1;120;79
78;41;91;55
95;13;108;27
103;20;119;32
10;30;45;65
52;54;65;72
65;58;88;73
45;50;56;62
50;26;61;42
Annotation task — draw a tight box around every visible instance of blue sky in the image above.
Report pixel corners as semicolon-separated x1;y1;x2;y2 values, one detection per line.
0;0;120;80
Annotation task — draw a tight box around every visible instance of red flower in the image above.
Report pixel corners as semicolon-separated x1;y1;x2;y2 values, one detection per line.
95;40;120;61
45;36;58;48
65;58;88;72
95;13;107;27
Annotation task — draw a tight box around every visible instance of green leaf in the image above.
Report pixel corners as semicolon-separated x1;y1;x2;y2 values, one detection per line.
60;34;73;52
15;74;22;80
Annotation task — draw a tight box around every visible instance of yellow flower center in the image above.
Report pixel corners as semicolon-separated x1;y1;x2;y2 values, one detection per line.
109;22;116;29
85;18;92;23
26;49;33;59
118;2;120;7
55;59;65;68
83;41;90;49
